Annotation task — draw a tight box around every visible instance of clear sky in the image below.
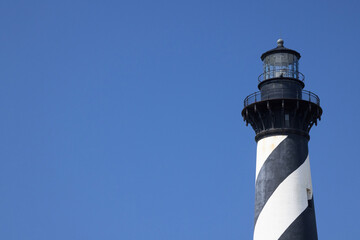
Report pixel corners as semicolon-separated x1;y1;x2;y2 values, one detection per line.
1;0;359;239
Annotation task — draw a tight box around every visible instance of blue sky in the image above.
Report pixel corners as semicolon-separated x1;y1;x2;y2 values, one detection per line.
1;0;359;239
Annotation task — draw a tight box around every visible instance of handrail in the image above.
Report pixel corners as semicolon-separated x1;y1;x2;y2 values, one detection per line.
243;90;320;107
258;70;305;83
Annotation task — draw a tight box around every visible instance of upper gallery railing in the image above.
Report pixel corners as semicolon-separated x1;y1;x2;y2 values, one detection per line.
243;90;320;107
258;70;305;83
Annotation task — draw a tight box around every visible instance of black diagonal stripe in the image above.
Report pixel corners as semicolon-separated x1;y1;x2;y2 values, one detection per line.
278;198;318;240
254;134;308;226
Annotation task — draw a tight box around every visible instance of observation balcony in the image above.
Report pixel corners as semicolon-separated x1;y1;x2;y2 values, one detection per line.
244;90;320;107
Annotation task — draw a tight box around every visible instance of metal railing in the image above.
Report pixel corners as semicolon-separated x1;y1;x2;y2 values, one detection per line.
243;90;320;107
258;70;305;82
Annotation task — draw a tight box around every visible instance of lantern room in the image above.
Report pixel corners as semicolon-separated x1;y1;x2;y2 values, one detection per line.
260;39;302;81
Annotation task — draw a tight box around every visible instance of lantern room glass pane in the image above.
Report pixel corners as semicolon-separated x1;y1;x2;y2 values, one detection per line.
263;53;299;79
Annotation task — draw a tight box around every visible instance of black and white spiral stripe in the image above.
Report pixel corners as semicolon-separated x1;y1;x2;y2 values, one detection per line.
254;134;318;240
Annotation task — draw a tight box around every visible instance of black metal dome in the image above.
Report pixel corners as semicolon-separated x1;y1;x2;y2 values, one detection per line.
260;39;301;61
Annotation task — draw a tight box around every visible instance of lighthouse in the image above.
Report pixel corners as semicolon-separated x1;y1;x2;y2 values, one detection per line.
242;39;322;240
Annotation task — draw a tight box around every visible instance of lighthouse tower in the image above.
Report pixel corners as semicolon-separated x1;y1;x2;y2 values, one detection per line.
242;39;322;240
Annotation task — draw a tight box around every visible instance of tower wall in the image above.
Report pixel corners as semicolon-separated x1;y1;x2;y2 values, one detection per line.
253;134;317;240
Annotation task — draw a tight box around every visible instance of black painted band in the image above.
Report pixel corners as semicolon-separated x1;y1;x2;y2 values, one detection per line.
278;198;318;240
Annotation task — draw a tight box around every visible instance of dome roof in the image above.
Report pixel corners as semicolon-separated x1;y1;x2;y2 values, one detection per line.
260;39;301;61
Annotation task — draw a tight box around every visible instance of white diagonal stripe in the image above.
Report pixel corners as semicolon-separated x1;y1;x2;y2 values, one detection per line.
256;135;287;180
253;155;313;240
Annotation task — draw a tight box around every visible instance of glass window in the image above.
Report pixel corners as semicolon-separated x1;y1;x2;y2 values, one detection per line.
263;53;299;79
